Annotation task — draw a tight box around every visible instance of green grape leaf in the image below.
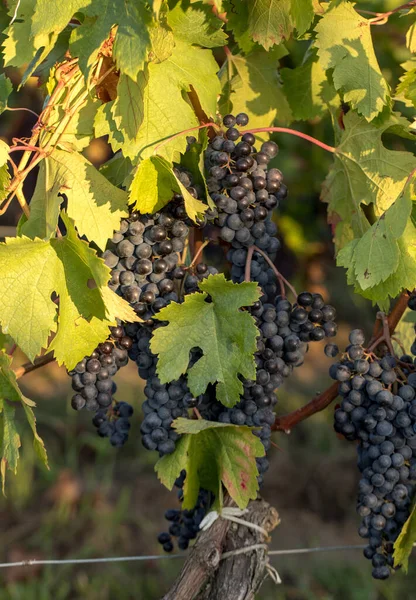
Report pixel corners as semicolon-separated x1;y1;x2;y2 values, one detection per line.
0;140;9;167
2;0;58;71
0;351;48;493
337;190;412;290
394;497;416;572
155;418;264;510
0;401;20;495
128;40;219;162
129;155;207;222
20;160;63;240
167;1;228;48
281;54;335;120
0;163;10;205
111;73;146;146
21;150;128;250
223;0;256;54
338;224;416;309
0;215;138;367
100;153;133;188
148;25;175;63
392;309;416;357
315;0;390;121
248;0;293;50
150;274;260;407
32;0;152;81
406;10;416;53
290;0;314;36
180;130;214;209
397;60;416;108
322;112;416;249
47;95;100;152
0;74;12;114
220;47;292;131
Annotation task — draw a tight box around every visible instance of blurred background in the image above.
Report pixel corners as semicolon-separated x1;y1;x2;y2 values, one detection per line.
0;0;415;598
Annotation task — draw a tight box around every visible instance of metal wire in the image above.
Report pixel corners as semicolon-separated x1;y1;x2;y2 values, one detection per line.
0;543;407;569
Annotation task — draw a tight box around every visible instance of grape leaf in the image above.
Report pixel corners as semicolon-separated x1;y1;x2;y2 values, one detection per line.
322;112;416;249
220;47;292;130
0;74;12;114
167;1;228;48
32;0;152;81
290;0;314;36
150;274;261;407
2;0;58;70
129;156;207;220
155;417;264;510
281;53;335;120
0;351;48;493
180;130;214;209
101;40;219;163
394;497;416;572
148;25;175;63
0;401;20;495
248;0;293;51
392;309;416;357
337;190;412;290
338;224;416;309
0;215;138;367
406;10;416;53
47;95;100;152
314;0;390;121
24;150;128;250
100;153;133;188
223;0;256;54
111;73;146;146
397;60;416;108
20;160;63;240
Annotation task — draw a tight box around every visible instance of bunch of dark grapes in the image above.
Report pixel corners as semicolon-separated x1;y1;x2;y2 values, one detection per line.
157;471;212;552
102;171;205;320
92;401;134;447
68;326;133;446
332;328;416;579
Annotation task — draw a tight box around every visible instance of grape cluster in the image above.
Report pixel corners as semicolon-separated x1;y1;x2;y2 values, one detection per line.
68;326;133;446
332;328;416;579
92;401;134;447
157;471;212;552
125;322;190;456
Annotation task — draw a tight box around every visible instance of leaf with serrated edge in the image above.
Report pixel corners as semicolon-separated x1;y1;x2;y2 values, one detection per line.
151;274;260;407
322;112;416;249
155;418;264;510
281;54;334;120
221;47;292;132
0;75;12;114
315;0;390;120
0;402;20;494
0;216;139;366
167;2;228;48
290;0;314;36
248;0;293;50
394;497;416;572
21;160;62;240
129;156;207;221
111;73;146;145
42;150;128;250
122;40;219;162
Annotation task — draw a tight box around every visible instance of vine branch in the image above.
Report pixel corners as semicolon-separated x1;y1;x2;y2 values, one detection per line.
273;290;411;432
240;127;336;154
13;353;55;380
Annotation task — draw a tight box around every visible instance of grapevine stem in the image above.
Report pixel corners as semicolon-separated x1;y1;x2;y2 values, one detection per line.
244;246;255;283
252;245;297;299
13;352;55;379
240;127;336;154
188;240;210;269
153;123;219;155
15;188;30;218
5;107;40;119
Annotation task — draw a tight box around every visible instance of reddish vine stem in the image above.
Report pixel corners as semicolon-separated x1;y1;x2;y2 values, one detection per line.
240;127;336;154
244;245;255;283
273;290;411;432
13;353;55;380
153;122;218;155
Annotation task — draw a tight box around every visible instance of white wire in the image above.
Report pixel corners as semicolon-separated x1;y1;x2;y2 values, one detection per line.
0;542;412;569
